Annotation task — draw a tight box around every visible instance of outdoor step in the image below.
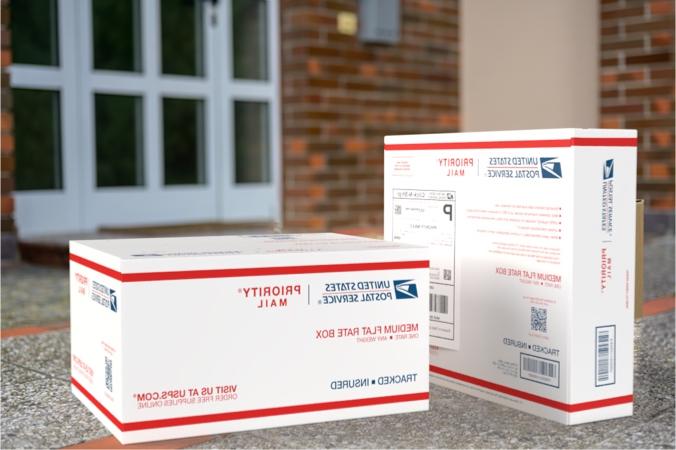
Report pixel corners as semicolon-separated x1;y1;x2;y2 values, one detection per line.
18;222;276;267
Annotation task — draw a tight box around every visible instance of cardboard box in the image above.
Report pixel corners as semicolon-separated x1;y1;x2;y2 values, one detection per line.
384;129;637;424
70;233;429;443
635;199;645;319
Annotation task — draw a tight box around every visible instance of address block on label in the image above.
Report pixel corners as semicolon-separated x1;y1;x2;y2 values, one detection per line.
69;233;429;444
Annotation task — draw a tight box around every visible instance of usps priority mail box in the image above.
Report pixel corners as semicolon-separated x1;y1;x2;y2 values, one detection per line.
384;129;637;424
70;233;429;443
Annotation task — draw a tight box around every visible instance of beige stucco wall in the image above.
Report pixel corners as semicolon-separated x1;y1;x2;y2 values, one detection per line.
460;0;599;131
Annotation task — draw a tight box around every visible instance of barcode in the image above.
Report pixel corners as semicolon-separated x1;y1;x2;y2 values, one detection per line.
443;269;452;281
596;325;615;386
519;353;559;387
597;332;609;381
105;357;113;392
429;294;448;314
522;355;557;378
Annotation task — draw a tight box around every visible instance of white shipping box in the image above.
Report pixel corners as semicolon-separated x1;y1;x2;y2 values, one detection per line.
384;129;637;424
70;233;429;443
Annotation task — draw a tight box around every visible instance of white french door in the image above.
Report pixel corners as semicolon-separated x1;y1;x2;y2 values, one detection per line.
10;0;280;236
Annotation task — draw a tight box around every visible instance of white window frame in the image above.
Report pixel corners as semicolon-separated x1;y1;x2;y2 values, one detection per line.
9;0;281;236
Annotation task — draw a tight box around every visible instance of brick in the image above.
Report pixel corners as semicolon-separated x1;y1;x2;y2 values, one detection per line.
1;194;13;215
601;6;644;20
344;137;369;154
625;18;674;34
306;216;326;230
625;85;673;97
651;31;673;47
0;30;9;47
637;180;676;192
0;48;10;67
648;162;672;178
651;130;675;146
651;68;675;79
618;70;645;81
308;184;325;200
437;113;459;128
0;6;8;28
288;138;307;155
651;97;673;114
306;58;321;76
601;116;623;128
626;117;675;128
1;111;11;132
1;137;13;155
625;52;672;65
650;0;674;16
1;174;12;192
601;103;644;114
359;63;377;77
602;39;644;52
307;154;325;169
649;194;675;210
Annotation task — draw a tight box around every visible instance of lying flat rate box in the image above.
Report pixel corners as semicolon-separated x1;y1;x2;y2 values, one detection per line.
384;128;637;424
70;233;429;443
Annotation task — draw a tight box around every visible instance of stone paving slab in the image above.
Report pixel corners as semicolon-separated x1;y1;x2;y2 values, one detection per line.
1;363;109;449
643;233;676;301
1;264;70;329
0;312;672;449
1;330;71;381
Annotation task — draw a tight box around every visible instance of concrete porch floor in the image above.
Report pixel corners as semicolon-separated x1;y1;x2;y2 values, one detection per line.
1;233;674;449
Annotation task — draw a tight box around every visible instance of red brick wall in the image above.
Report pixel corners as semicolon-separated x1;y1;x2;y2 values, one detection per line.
600;0;675;211
281;0;459;231
1;0;16;254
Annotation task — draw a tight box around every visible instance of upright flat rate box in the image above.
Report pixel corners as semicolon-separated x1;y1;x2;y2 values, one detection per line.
384;129;637;424
70;233;429;443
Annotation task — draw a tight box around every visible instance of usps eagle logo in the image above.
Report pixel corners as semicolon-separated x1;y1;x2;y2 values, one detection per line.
603;159;614;180
540;157;563;179
393;280;418;299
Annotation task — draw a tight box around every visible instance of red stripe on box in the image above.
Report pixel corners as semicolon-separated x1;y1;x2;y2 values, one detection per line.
69;254;429;283
384;137;637;151
430;365;633;412
71;378;428;432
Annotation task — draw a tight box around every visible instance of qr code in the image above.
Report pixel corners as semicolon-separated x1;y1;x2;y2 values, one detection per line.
105;357;113;392
443;269;452;281
394;205;402;214
530;307;547;333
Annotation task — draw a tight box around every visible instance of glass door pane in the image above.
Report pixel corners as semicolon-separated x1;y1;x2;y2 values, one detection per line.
234;101;270;183
11;0;59;66
163;97;206;185
92;0;142;71
232;0;268;80
95;94;144;187
13;89;62;190
160;0;204;76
